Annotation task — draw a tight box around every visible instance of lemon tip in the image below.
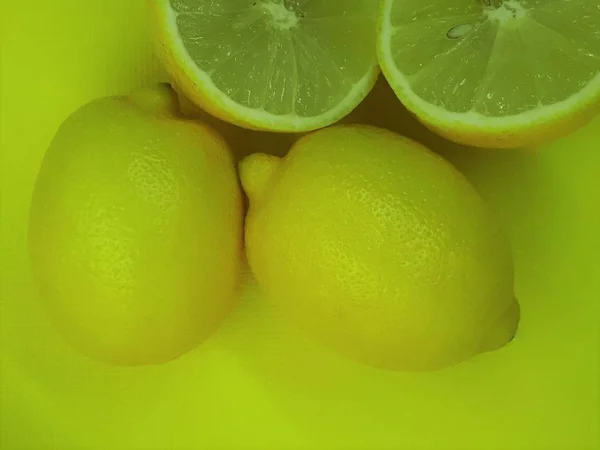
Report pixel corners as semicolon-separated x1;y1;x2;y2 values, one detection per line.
127;83;180;116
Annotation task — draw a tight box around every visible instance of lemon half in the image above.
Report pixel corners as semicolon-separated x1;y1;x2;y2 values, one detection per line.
378;0;600;148
150;0;380;132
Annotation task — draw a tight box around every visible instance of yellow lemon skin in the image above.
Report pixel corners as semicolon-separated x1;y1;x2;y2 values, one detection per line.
28;85;243;366
241;125;519;372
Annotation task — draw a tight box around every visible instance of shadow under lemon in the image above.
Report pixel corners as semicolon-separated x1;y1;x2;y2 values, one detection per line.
177;76;473;161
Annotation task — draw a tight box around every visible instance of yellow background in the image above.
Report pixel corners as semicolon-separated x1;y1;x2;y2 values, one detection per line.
1;1;599;449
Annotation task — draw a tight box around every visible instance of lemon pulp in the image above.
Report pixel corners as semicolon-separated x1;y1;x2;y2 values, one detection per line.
152;0;379;131
378;0;600;147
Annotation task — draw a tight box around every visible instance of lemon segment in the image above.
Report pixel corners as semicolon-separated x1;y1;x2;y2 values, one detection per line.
377;0;600;148
151;0;380;132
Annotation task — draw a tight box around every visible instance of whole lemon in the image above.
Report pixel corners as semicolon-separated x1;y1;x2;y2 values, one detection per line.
28;85;243;366
240;125;519;372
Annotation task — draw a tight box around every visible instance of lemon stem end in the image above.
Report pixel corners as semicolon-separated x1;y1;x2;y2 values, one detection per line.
128;83;181;116
239;153;282;203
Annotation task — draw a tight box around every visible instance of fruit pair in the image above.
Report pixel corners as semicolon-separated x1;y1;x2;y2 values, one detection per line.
151;0;600;148
29;85;519;371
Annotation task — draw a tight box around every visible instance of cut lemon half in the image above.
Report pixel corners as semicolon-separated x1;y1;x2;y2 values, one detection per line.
150;0;380;132
378;0;600;148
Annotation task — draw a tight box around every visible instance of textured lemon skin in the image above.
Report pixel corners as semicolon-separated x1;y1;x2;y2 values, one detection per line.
376;0;600;149
241;125;519;371
148;0;379;133
28;85;243;366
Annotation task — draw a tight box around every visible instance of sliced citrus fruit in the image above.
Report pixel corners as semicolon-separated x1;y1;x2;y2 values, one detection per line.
150;0;379;132
377;0;600;148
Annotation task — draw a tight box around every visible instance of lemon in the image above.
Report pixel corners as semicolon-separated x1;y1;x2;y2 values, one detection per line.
240;125;519;371
28;84;243;366
149;0;379;132
377;0;600;148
